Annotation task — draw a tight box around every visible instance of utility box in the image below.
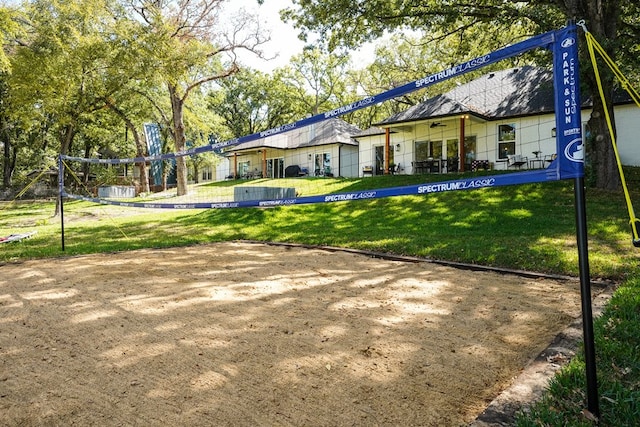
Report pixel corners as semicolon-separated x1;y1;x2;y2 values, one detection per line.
234;186;296;202
98;185;136;199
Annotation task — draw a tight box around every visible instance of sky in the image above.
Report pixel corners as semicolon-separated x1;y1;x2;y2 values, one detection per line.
0;0;376;72
221;0;376;73
221;0;304;71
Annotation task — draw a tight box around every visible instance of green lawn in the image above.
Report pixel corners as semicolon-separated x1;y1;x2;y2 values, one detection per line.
1;172;639;425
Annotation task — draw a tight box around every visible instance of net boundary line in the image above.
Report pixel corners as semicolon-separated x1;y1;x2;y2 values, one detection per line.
62;168;557;209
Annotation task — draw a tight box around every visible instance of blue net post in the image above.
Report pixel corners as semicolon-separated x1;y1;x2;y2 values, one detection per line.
554;22;600;418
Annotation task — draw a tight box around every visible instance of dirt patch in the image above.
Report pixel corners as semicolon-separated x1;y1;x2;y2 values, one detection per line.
1;242;591;426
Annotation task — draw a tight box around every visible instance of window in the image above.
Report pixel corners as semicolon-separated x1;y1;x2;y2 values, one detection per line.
446;139;458;158
430;140;443;159
415;141;429;162
415;140;442;160
498;124;516;159
201;167;212;181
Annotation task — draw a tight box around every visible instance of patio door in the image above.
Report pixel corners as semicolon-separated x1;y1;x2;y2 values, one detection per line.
267;158;284;178
464;136;477;170
446;139;459;172
374;145;384;175
314;153;331;176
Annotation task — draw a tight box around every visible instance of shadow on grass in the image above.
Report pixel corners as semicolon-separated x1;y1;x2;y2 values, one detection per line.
4;178;638;281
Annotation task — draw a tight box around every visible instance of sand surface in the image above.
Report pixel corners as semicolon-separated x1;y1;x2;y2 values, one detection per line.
0;242;585;426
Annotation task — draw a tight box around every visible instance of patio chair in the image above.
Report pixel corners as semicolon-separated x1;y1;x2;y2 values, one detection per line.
507;154;527;169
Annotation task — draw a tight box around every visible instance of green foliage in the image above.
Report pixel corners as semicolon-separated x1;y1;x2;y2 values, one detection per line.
0;5;22;73
282;0;563;52
279;47;351;115
92;165;115;186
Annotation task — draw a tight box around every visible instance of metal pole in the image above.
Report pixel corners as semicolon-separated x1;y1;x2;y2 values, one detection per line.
58;155;65;251
574;176;599;418
60;191;65;252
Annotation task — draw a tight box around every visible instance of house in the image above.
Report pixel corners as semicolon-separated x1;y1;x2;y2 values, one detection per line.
355;65;640;175
223;118;362;178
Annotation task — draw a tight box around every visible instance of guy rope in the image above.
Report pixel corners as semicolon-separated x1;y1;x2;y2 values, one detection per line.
578;20;640;247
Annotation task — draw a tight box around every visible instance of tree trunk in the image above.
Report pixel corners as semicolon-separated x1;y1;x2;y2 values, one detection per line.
193;163;199;184
578;0;621;190
83;141;91;185
168;83;188;196
2;124;14;188
583;72;620;189
131;128;150;194
104;100;150;194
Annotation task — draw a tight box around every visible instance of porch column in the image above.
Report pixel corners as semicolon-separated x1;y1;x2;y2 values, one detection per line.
234;153;238;178
459;117;465;172
385;128;391;175
262;150;267;178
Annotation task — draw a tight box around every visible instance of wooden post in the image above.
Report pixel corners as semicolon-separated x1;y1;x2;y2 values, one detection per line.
234;153;238;178
262;150;267;178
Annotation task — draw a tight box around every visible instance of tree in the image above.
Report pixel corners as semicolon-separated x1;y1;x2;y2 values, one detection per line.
8;0;139;163
280;47;350;115
208;67;306;139
3;0;116;198
127;0;269;196
1;5;26;189
283;0;640;190
4;0;168;205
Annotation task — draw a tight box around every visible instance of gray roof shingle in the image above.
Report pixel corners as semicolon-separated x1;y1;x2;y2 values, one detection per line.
226;118;361;152
378;66;556;125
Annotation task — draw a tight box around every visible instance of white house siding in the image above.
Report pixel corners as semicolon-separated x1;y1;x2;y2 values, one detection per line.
225;144;352;178
606;104;640;166
215;161;230;181
356;134;387;176
339;145;359;177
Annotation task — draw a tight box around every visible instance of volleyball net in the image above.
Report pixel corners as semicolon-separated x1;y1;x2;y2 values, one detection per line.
59;24;583;210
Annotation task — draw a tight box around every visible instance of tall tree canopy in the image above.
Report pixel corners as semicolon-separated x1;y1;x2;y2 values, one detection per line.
0;5;21;73
127;0;269;196
208;68;303;139
282;0;640;189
